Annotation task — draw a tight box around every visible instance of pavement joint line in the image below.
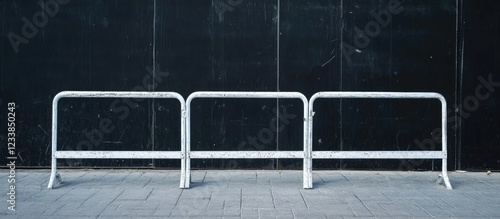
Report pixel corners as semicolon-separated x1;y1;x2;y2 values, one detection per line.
270;188;276;209
379;191;396;204
413;201;437;217
340;172;354;185
113;173;130;184
461;191;490;204
315;172;326;183
144;188;154;200
49;187;76;203
298;189;309;210
96;189;126;218
202;171;207;182
141;173;153;189
74;189;100;206
172;187;184;209
353;193;374;217
42;199;67;215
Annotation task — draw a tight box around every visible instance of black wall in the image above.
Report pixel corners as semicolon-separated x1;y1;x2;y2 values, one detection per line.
1;0;499;170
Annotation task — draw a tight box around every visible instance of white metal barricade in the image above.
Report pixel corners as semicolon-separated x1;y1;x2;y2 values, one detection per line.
308;92;452;189
48;91;187;189
185;91;312;189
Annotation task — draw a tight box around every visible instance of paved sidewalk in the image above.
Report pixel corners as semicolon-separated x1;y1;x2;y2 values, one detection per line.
0;169;499;218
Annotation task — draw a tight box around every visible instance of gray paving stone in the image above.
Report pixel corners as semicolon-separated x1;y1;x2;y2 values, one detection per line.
348;203;374;217
342;217;376;219
320;204;356;217
242;195;274;209
20;216;93;219
202;209;224;216
1;170;499;218
380;203;430;217
146;188;182;202
292;209;327;218
54;207;105;217
206;198;225;210
153;210;172;216
259;209;293;218
241;208;258;216
302;193;346;208
170;208;205;216
116;188;153;200
115;200;159;210
273;195;308;209
418;206;454;217
223;208;241;216
352;189;393;203
99;209;156;216
40;201;69;215
475;207;500;217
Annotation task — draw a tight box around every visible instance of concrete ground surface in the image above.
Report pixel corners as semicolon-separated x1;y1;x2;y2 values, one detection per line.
0;169;499;218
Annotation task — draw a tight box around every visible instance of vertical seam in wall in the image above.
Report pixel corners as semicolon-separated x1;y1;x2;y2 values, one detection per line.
153;0;156;83
151;0;157;167
211;0;215;87
89;3;92;91
276;0;280;169
339;0;344;169
453;0;465;169
454;0;459;170
458;0;465;171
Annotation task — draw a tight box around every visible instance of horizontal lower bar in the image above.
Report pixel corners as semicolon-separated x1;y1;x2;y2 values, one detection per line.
55;150;444;159
312;151;446;159
190;151;304;159
55;151;183;159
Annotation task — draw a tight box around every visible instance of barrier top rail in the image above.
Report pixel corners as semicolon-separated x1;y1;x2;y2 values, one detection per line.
49;91;187;189
185;91;311;189
310;91;446;101
187;91;308;100
308;91;452;190
52;91;185;100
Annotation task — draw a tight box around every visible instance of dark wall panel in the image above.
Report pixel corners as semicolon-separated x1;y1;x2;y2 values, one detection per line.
336;0;457;170
155;0;278;169
1;0;499;170
279;0;342;169
1;0;157;167
460;0;500;170
280;0;457;170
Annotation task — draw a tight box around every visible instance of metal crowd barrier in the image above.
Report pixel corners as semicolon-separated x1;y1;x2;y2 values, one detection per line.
48;91;187;189
308;92;453;189
185;91;311;189
48;91;452;190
